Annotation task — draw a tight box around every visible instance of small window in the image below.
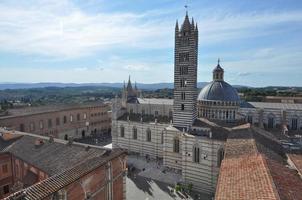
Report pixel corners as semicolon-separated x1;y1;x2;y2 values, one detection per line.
154;111;159;117
48;119;52;128
181;92;186;100
181;104;185;111
268;115;274;129
56;117;60;126
83;113;87;120
3;185;9;194
179;52;189;62
20;124;25;132
70;115;73;122
292;118;298;130
173;138;180;153
77;113;80;121
161;131;164;144
133;127;137;140
2;164;8;173
146;128;151;142
39;120;44;129
30;122;35;131
169;110;173;118
142;109;145;115
63;116;67;124
193;146;200;163
120;126;125;137
247;115;253;124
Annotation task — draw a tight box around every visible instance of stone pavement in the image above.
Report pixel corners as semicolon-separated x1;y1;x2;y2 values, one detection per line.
126;154;213;200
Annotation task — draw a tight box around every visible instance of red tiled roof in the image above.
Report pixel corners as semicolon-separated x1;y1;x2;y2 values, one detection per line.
215;154;280;200
288;154;302;176
267;158;302;200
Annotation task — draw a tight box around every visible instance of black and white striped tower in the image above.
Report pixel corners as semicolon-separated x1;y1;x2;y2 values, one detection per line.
173;11;198;129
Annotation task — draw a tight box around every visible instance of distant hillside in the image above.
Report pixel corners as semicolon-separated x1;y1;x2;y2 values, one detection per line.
0;82;248;90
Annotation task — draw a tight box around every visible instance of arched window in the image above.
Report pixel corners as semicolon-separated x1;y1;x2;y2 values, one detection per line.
30;122;35;132
120;126;125;137
39;120;44;129
217;148;224;167
173;137;180;153
247;115;253;124
146;128;151;142
193;145;200;163
291;117;298;130
132;126;137;140
268;114;275;129
169;110;173;118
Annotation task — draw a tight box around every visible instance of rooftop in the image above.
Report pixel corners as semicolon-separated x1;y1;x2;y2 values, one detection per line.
137;98;173;105
215;126;302;200
0;129;111;176
117;113;172;124
242;101;302;110
0;102;106;119
4;148;125;200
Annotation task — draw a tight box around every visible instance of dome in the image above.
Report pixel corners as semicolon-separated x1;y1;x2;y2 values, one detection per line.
198;81;240;102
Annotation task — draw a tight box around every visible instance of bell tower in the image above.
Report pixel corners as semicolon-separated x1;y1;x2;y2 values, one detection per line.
173;12;198;129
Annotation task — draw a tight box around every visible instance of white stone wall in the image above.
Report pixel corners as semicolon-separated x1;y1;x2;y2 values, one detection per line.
239;107;302;130
112;119;168;158
127;103;173;117
163;126;224;194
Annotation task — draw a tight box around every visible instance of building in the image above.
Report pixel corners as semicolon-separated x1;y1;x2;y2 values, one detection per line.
197;60;241;122
215;125;302;200
112;11;302;197
0;102;111;140
0;129;127;200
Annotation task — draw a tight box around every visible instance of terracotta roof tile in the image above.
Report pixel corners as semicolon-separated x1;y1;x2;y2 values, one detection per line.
216;154;280;200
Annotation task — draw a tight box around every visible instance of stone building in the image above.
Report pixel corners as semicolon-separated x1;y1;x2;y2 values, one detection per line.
0;102;111;140
0;129;126;200
197;60;241;122
111;11;302;197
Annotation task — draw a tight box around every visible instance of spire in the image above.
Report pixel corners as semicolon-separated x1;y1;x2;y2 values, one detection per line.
218;58;220;66
134;81;138;90
123;80;126;90
175;20;179;31
191;18;195;29
127;75;132;90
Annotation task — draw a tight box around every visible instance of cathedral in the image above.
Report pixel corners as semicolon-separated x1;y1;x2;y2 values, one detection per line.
112;12;302;195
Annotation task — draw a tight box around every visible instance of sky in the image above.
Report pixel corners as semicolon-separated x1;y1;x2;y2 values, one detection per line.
0;0;302;87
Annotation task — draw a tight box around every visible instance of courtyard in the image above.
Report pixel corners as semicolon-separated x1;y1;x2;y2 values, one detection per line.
126;154;213;200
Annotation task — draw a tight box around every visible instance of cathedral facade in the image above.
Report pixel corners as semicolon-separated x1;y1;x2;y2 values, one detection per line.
112;12;302;195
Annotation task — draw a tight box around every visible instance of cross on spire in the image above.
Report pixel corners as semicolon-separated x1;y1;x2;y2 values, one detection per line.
184;0;189;14
218;58;220;65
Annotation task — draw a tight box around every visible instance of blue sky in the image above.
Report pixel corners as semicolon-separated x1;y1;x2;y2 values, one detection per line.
0;0;302;87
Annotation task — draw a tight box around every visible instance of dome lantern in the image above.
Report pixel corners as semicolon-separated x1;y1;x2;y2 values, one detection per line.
213;58;224;81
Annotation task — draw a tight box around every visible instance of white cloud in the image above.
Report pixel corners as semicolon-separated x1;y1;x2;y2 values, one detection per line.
1;0;302;59
0;0;171;58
